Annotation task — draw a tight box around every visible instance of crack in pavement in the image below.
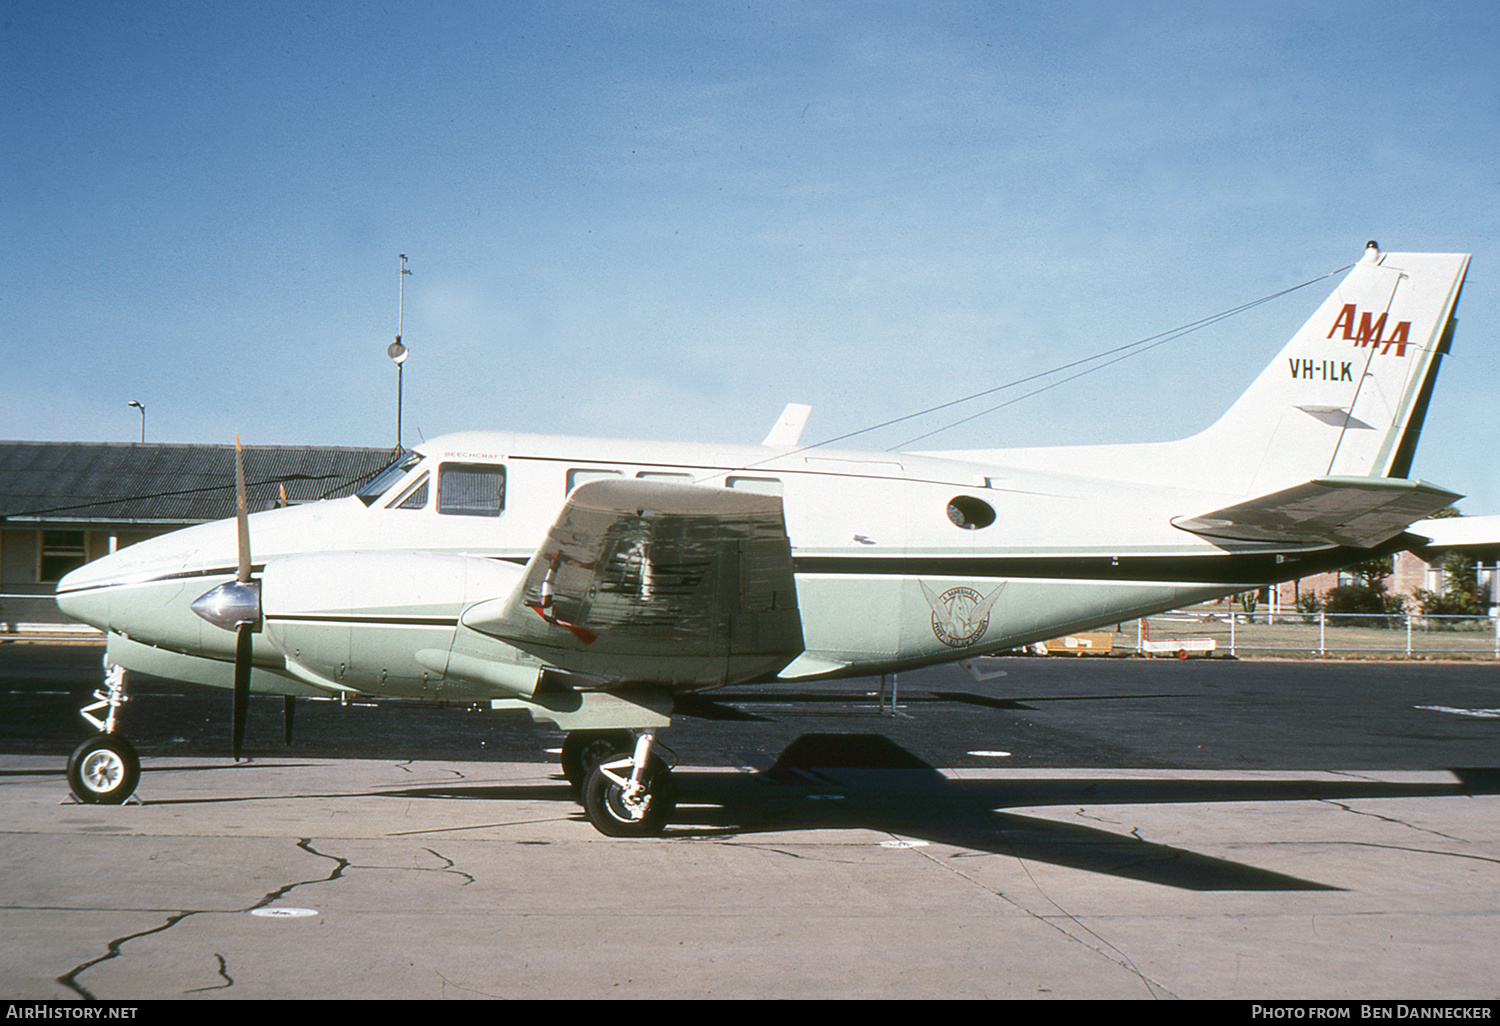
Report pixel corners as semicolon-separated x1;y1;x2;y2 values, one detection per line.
55;836;348;1000
184;952;233;993
785;784;1178;999
53;837;485;998
421;846;475;886
1318;796;1471;843
922;830;1177;1000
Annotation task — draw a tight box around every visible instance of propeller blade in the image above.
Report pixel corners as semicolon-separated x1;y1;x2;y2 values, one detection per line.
235;435;252;584
233;622;252;761
283;696;295;746
232;436;254;761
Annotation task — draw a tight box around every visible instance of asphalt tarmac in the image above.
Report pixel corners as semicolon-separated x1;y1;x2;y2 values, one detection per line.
4;642;1500;1001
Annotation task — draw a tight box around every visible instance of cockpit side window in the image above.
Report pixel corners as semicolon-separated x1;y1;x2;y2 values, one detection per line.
437;463;506;517
388;473;430;510
356;451;424;506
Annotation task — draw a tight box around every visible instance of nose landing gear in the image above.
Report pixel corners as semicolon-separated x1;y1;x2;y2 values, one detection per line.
66;660;141;805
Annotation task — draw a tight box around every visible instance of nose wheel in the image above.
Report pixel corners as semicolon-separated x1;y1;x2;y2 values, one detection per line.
580;732;676;837
67;733;140;804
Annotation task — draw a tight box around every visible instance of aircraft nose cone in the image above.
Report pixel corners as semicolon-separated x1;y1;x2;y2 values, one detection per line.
55;567;110;631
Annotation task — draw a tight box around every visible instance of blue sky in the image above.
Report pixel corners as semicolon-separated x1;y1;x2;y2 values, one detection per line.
5;1;1498;512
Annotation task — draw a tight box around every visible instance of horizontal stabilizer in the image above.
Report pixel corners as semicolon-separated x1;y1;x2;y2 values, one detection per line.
1407;513;1500;559
461;479;804;688
1171;476;1462;549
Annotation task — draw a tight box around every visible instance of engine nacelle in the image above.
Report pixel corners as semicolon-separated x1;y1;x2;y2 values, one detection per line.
261;550;530;699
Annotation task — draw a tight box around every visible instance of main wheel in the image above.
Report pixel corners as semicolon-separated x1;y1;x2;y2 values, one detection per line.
582;754;676;837
67;734;140;805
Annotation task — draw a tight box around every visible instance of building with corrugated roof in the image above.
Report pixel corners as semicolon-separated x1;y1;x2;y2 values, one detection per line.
0;441;394;630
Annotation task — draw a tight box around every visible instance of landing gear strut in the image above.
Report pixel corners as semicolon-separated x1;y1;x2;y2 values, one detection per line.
580;731;676;837
559;729;633;793
66;660;141;804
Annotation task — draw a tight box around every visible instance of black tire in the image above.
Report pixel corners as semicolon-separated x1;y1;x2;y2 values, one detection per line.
560;730;632;792
67;734;140;805
582;755;676;837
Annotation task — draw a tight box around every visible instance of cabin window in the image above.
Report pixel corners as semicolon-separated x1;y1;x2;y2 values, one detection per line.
726;475;783;496
388;473;430;510
438;463;506;517
567;468;623;494
636;471;694;484
946;495;996;530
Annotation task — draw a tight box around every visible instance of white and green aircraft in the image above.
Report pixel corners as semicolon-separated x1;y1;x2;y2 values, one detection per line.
56;243;1473;835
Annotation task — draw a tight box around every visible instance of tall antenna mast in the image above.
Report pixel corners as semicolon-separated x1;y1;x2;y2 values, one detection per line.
397;252;410;342
386;254;412;450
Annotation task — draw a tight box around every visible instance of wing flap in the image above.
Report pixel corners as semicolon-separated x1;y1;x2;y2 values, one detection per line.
462;479;804;687
1171;476;1462;548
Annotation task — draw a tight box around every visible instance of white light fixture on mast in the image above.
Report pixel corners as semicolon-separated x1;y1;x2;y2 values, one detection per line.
127;400;146;443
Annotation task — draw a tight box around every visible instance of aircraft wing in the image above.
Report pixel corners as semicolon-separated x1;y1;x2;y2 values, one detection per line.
1170;476;1462;549
461;479;804;688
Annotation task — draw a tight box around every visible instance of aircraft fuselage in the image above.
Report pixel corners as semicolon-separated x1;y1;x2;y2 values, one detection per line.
58;428;1371;702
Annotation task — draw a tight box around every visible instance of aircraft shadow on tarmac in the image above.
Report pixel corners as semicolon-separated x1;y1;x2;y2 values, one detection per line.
380;733;1500;893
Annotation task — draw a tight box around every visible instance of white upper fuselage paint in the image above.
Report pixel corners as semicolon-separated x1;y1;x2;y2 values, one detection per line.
57;428;1313;693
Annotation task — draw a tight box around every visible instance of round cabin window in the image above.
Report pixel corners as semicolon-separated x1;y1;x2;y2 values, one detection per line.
946;495;996;530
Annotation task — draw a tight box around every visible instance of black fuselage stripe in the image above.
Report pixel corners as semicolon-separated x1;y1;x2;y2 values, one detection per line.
266;615;459;627
793;539;1403;586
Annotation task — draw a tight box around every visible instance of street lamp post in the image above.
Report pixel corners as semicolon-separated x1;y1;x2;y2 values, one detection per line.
127;400;146;443
387;254;412;450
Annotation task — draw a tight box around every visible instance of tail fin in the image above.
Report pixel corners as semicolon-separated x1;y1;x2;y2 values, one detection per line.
1185;244;1469;495
923;244;1470;498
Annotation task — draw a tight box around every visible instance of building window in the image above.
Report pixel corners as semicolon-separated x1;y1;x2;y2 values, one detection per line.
40;531;88;582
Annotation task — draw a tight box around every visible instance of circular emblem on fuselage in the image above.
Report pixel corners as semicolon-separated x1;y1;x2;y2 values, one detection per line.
930;586;993;648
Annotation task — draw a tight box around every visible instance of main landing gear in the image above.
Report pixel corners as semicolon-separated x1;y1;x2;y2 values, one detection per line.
65;660;141;804
563;730;677;837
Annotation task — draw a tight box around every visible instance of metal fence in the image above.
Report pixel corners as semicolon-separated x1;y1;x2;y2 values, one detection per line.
1132;610;1500;659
